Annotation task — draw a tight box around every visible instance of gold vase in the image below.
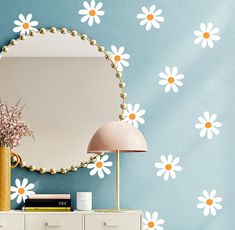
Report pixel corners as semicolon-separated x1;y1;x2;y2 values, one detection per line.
0;147;11;211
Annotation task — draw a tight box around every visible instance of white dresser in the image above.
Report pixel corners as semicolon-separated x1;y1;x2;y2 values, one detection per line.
0;211;142;230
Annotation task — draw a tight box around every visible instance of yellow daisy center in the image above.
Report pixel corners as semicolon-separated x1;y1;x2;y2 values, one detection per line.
205;122;212;129
206;199;213;206
168;76;175;84
96;161;103;168
148;221;155;228
89;9;96;16
129;113;136;120
203;32;210;39
18;187;25;195
22;22;30;30
165;164;172;171
147;13;154;21
114;55;121;62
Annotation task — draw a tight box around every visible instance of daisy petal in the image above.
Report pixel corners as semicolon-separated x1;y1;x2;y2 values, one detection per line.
207;22;214;31
90;167;98;176
210;190;216;198
133;104;140;113
170;170;176;179
26;14;32;22
103;161;113;167
202;39;207;48
87;163;95;169
30;21;38;26
214;197;222;203
172;84;178;93
95;2;103;11
15;179;21;188
152;211;158;221
203;206;210;216
198;196;206;202
200;128;207;137
172;67;178;76
160;155;167;164
159;79;167;85
210;206;217;216
172;157;180;165
197;202;206;209
208;40;214;48
203;111;210;120
164;84;171;93
102;167;111;175
16;195;23;204
211;35;220;41
159;72;167;79
25;183;34;191
19;14;26;22
165;66;171;75
101;154;109;162
145;211;151;221
207;129;213;139
157;219;165;225
155;162;164;169
11;186;18;192
194;37;203;44
11;192;18;200
203;190;210;199
152;20;160;29
13;27;22;33
173;165;182;171
22;178;28;188
150;5;156;13
200;23;206;32
214;203;222;210
163;171;170;180
195;123;204;129
157;169;165;177
213;122;222;127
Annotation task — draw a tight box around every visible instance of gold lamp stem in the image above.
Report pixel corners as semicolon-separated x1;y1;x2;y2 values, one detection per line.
116;150;120;211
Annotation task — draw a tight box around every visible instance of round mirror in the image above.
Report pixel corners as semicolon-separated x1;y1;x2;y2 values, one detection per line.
0;28;126;174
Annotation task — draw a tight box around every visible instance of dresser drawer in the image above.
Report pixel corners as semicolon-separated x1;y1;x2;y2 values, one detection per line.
25;213;83;230
0;214;24;230
85;213;141;230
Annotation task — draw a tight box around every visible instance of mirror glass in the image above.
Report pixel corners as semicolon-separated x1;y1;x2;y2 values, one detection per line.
0;31;121;170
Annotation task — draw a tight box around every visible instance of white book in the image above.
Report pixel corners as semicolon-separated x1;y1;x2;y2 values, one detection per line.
29;194;71;199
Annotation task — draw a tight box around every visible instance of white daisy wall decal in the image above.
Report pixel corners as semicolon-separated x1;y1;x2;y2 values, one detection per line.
159;66;184;93
155;154;182;181
13;14;38;35
195;111;222;139
87;155;113;179
194;23;220;48
124;103;145;128
108;45;130;72
78;0;105;26
11;178;35;204
197;190;222;216
143;211;165;230
137;5;164;31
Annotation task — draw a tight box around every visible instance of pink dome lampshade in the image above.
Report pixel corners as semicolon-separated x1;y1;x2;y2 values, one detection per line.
87;121;148;153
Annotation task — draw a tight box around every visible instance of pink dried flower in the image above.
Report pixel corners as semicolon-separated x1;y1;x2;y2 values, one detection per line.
0;98;33;148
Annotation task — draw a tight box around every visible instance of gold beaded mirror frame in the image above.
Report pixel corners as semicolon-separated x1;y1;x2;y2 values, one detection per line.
0;27;127;174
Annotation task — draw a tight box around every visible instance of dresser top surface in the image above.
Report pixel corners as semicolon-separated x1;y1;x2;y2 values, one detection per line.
0;210;142;215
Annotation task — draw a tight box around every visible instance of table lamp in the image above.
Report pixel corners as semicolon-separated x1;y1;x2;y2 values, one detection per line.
87;121;147;212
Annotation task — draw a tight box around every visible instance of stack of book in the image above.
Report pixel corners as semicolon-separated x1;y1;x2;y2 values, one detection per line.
23;194;73;212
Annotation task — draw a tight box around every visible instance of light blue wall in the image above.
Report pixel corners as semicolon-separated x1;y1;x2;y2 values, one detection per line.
1;0;235;229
